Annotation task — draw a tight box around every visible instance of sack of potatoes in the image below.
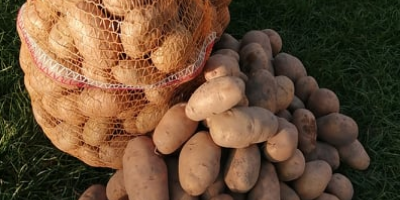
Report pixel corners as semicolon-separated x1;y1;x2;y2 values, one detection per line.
16;0;232;169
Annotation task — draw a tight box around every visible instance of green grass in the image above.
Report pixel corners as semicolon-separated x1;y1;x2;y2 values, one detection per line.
1;0;400;199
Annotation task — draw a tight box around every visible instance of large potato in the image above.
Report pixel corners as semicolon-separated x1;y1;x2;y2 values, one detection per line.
203;54;246;81
326;173;354;200
275;149;305;181
166;157;198;200
273;53;307;83
31;100;57;129
247;161;280;200
317;113;358;146
292;108;317;154
245;69;277;112
295;76;319;103
307;88;340;118
336;139;370;170
106;170;128;200
305;141;340;170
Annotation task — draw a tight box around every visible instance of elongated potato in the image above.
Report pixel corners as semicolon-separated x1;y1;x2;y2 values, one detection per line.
78;88;127;118
262;118;298;162
295;76;319;103
245;69;277;113
166;157;198;200
135;103;169;134
307;88;340;118
82;118;112;147
224;145;261;193
201;171;226;200
106;170;128;200
273;53;307;83
248;161;280;200
292;160;332;200
179;131;221;196
48;17;78;60
153;103;199;154
239;43;274;74
240;30;273;58
44;122;81;153
314;193;340;200
78;184;107;200
317;113;358;146
203;54;247;81
208;106;279;148
279;181;300;200
292;109;317;154
123;136;168;200
336;139;370;170
326;173;354;200
41;94;86;126
304;141;340;170
261;29;282;56
275;149;305;181
213;33;240;52
275;75;295;112
185;76;246;121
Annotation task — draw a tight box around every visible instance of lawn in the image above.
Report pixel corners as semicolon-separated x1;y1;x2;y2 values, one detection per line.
1;0;400;199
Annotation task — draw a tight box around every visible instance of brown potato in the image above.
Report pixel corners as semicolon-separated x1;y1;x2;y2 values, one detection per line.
144;86;174;105
275;149;305;181
210;194;234;200
82;117;112;147
292;108;317;154
275;110;292;121
213;33;240;52
112;59;166;86
123;136;168;200
240;30;273;58
279;181;300;200
22;2;53;43
307;88;340;118
273;53;307;83
245;69;277;113
166;157;198;200
201;172;226;200
275;75;295;112
212;49;240;62
48;17;78;60
248;161;280;200
295;76;319;103
304;141;340;170
78;184;107;200
336;139;370;170
203;54;247;81
326;173;354;200
179;131;221;196
135;103;169;134
239;43;274;74
262;118;298;162
317;113;358;146
78;88;127;118
99;135;133;169
106;170;128;200
261;29;283;56
314;193;340;200
288;96;305;113
292;160;332;200
41;94;86;126
44;121;81;153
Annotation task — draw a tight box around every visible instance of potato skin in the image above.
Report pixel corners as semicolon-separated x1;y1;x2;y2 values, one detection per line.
288;96;305;113
78;184;107;200
273;53;307;83
153;103;198;154
239;43;274;74
314;193;340;200
295;76;319;103
203;54;246;81
201;172;226;200
179;131;221;196
240;30;273;58
213;49;240;62
248;161;280;200
213;33;240;52
279;181;300;200
208;106;279;148
106;170;128;200
317;113;358;146
326;173;354;200
275;149;305;181
336;139;370;170
245;69;277;112
166;157;198;200
292;109;317;154
305;141;340;170
307;88;340;118
292;160;332;200
123;136;168;200
261;29;282;56
275;75;295;112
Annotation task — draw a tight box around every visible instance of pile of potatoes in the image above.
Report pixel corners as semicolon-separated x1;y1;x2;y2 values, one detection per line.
77;29;370;200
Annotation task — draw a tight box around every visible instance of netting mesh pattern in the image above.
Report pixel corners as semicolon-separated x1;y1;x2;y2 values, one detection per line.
17;0;231;169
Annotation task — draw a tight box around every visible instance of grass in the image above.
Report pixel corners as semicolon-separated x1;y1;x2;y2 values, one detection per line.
1;0;400;199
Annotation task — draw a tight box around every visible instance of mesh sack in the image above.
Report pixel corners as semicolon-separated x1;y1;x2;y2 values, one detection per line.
17;0;231;169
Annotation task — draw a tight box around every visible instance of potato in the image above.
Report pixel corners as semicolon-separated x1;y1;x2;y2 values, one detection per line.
81;61;115;84
261;29;282;56
239;43;274;74
185;76;245;121
240;30;273;58
78;184;107;200
304;141;340;170
262;118;298;162
213;33;240;52
44;122;81;153
99;135;133;169
166;157;198;200
275;75;295;112
317;113;358;146
212;49;240;62
135;103;169;134
292;160;332;200
82;118;112;147
207;106;279;148
203;54;247;81
314;193;340;200
123;136;168;200
112;59;166;86
224;145;261;193
288;95;305;113
103;0;152;17
48;17;78;60
273;53;307;83
279;181;300;200
248;161;280;200
292;108;317;154
336;139;370;170
179;131;221;196
77;144;100;167
78;88;127;118
31;101;58;129
295;76;319;103
22;2;53;43
19;44;32;74
275;149;305;181
144;86;175;105
326;173;354;200
153;103;199;154
24;75;41;101
41;94;86;126
276;110;292;121
210;194;234;200
106;170;128;200
307;88;340;118
245;69;277;113
201;172;226;200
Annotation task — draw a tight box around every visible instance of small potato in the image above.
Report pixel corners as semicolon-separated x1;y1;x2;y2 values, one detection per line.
245;69;277;113
288;96;305;113
106;170;128;200
153;103;199;154
82;117;112;147
326;173;354;200
275;110;292;121
314;193;340;200
212;49;240;62
240;30;273;58
179;131;221;196
292;109;317;154
273;53;307;83
307;88;340;118
210;194;233;200
262;118;298;162
275;75;295;112
317;113;358;146
135;103;169;134
248;161;280;200
224;145;261;193
336;139;370;170
304;141;340;170
201;172;226;200
166;157;198;200
78;184;107;200
295;76;319;103
203;54;247;81
292;160;332;200
239;43;274;74
275;149;305;181
185;76;246;121
208;106;279;148
279;181;300;200
123;136;168;200
261;29;283;56
213;33;240;52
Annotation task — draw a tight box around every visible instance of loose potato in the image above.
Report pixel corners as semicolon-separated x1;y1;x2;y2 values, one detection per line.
135;103;169;134
326;173;354;200
166;157;198;200
201;172;226;200
185;76;246;121
112;59;166;86
288;95;305;113
210;194;234;200
273;53;307;83
336;139;370;170
262;118;298;162
275;75;295;112
295;76;319;103
245;69;277;113
239;43;274;74
279;181;300;200
123;136;168;200
314;193;340;200
203;54;247;81
78;184;107;200
292;160;332;200
82;117;112;147
240;30;273;58
212;49;240;62
213;33;240;52
292;109;317;154
179;131;221;196
261;29;282;56
224;145;261;193
317;113;358;146
106;170;128;200
207;106;279;148
304;141;340;170
275;149;305;181
78;88;127;118
307;88;340;118
275;110;292;121
153;103;198;154
248;161;280;200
